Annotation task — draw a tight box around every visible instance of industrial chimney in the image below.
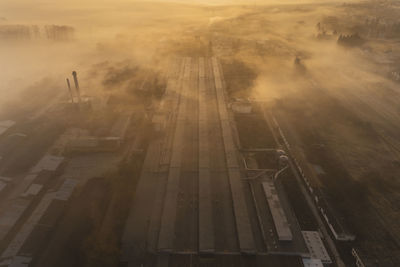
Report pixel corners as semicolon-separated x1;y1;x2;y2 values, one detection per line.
66;78;74;103
72;71;82;105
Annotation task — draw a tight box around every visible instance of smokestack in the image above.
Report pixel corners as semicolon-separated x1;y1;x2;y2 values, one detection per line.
72;71;82;105
66;78;74;103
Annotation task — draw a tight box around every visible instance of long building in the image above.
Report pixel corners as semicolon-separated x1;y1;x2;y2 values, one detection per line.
120;57;309;267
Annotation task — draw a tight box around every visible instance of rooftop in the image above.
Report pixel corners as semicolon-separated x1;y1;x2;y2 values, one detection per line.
302;258;324;267
262;180;293;241
302;231;332;263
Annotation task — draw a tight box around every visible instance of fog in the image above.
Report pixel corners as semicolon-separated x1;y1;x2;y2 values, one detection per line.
0;0;388;105
1;0;399;151
1;0;400;265
1;0;399;170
